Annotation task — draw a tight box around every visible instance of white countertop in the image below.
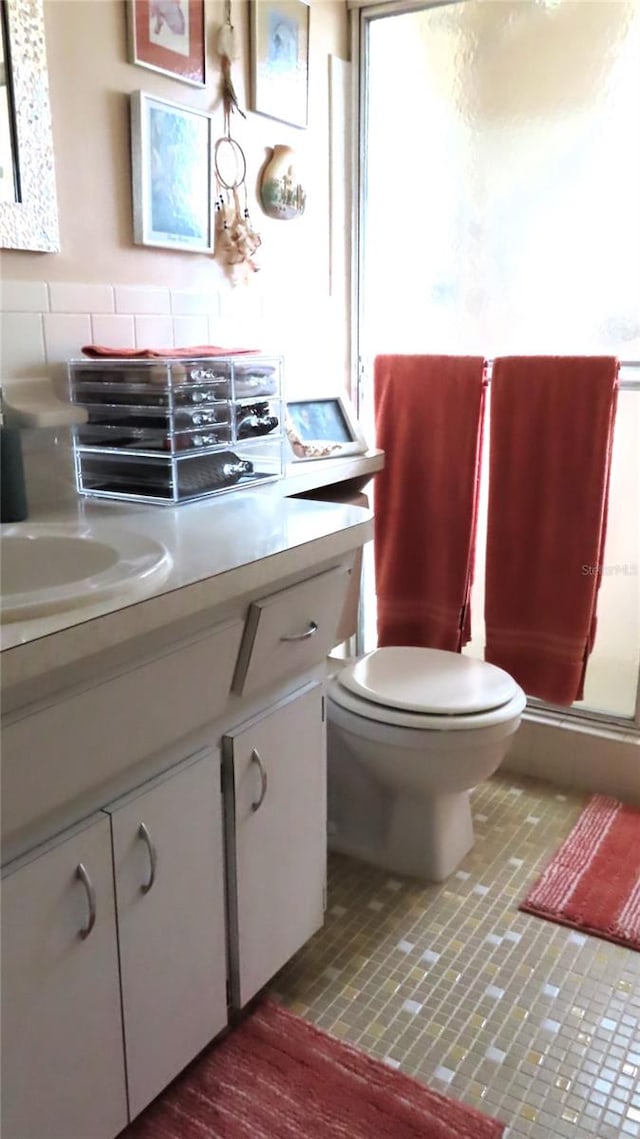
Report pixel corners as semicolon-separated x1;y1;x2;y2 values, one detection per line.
1;457;379;696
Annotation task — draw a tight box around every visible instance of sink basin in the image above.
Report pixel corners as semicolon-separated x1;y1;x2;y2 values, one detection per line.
0;526;172;623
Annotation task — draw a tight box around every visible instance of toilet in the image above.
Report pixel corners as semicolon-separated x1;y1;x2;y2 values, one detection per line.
326;646;526;882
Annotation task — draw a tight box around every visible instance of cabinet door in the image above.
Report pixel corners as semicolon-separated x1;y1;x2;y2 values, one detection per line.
1;815;127;1139
107;748;228;1120
224;683;326;1007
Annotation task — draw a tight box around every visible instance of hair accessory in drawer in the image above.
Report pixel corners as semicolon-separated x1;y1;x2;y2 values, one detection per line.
179;450;254;494
236;402;279;439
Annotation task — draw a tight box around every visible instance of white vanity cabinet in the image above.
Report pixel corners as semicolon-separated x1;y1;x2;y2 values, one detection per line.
104;748;228;1120
0;482;375;1139
1;748;228;1139
1;814;128;1139
223;682;326;1008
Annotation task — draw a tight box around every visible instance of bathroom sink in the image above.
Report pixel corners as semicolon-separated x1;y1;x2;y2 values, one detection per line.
0;526;172;623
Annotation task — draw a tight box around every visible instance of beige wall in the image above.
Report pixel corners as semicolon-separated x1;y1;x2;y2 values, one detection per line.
1;0;351;395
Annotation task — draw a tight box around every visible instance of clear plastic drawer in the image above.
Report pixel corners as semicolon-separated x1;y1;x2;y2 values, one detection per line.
74;437;285;504
68;355;284;504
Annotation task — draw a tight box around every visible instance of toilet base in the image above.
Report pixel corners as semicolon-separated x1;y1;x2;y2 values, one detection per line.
328;788;474;883
326;652;526;883
387;791;474;881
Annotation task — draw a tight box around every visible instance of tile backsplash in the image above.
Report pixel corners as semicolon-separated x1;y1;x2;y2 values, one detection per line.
0;281;248;381
0;278;342;395
0;279;324;513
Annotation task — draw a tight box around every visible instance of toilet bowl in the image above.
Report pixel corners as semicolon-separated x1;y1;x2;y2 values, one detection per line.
326;646;526;882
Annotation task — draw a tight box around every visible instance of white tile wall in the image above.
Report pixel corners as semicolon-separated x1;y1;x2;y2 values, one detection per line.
0;282;229;379
0;279;331;396
173;315;210;346
43;313;93;365
0;313;46;375
0;280;49;313
49;283;114;314
133;314;174;349
208;313;224;344
0;281;276;381
170;290;220;316
90;314;136;349
114;285;171;315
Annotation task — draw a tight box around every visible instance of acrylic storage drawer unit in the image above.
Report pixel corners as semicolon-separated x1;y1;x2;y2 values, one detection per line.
68;356;285;504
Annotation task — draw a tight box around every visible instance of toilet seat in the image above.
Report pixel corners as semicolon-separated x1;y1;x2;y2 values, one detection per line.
329;647;525;732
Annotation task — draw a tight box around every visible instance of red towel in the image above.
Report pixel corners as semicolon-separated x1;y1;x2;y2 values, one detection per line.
374;354;487;651
485;355;619;705
81;345;259;358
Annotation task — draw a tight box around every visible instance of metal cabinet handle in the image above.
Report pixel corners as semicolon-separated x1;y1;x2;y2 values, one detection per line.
279;620;318;642
138;823;157;894
250;748;268;813
76;863;96;940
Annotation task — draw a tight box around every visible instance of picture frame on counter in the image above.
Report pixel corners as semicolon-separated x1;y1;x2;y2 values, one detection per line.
285;394;369;461
130;91;213;253
250;0;310;129
127;0;206;87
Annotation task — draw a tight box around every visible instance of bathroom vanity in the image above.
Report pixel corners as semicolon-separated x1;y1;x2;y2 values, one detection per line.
0;453;380;1139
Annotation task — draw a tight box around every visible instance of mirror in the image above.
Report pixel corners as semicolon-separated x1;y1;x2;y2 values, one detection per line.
0;1;18;203
0;0;59;251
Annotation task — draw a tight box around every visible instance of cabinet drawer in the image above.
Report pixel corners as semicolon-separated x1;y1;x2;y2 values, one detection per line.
2;618;243;841
232;564;350;698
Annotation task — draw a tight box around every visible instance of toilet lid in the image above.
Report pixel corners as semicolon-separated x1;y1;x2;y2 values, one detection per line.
339;647;519;716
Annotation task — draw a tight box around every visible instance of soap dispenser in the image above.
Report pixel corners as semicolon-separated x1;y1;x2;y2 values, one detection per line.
0;378;88;522
1;389;28;522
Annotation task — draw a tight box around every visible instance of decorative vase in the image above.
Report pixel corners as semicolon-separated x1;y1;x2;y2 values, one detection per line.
260;145;306;220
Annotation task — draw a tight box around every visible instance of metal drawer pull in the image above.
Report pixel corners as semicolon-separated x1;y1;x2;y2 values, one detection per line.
250;748;268;813
76;863;96;940
279;620;318;642
138;823;157;894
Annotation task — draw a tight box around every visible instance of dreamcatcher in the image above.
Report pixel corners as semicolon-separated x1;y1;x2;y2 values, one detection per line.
214;1;261;284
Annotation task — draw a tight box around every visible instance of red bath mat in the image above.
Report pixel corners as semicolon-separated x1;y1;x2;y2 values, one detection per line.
520;794;640;950
123;998;505;1138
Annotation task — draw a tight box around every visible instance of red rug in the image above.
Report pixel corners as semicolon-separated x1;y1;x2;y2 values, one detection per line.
520;793;640;950
123;999;505;1138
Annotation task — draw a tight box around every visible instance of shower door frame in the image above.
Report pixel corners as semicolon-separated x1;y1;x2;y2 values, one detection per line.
350;0;640;735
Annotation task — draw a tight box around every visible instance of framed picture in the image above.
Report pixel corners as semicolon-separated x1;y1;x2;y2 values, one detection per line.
286;394;369;461
127;0;206;86
250;0;310;129
130;91;213;253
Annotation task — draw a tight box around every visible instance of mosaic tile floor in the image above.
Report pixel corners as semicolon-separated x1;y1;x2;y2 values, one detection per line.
270;774;640;1139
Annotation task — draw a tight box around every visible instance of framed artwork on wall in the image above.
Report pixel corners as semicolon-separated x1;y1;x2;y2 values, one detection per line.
250;0;310;129
285;394;369;461
127;0;206;87
130;91;213;252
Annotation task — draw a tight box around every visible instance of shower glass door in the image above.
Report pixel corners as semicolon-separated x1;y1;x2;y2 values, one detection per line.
358;0;640;723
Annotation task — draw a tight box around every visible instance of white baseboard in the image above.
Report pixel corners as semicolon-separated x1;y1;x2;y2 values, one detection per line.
502;715;640;803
